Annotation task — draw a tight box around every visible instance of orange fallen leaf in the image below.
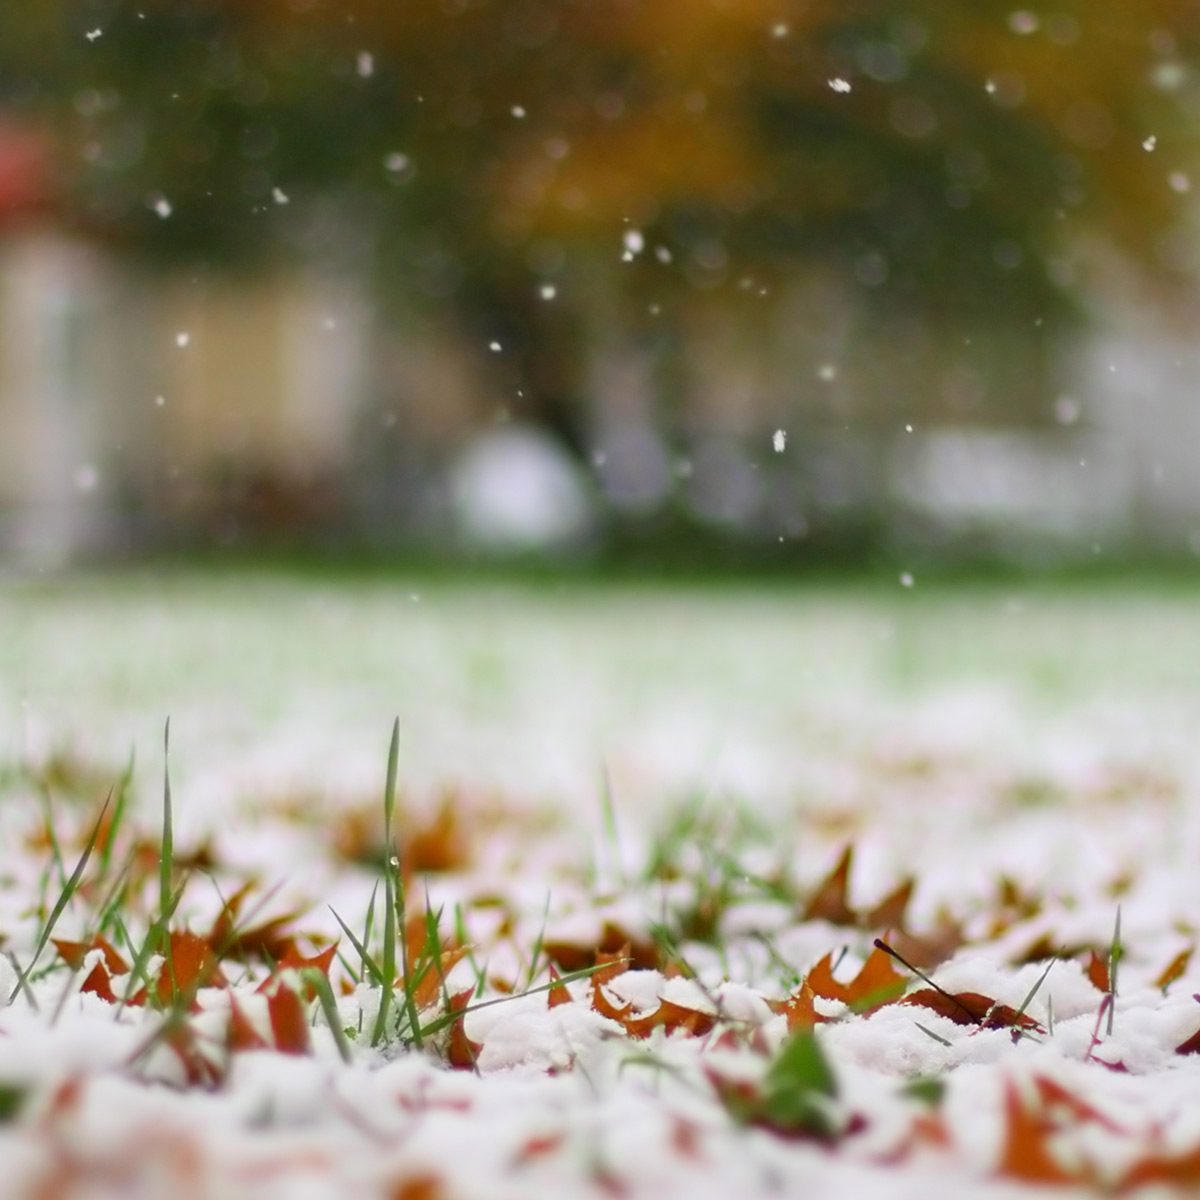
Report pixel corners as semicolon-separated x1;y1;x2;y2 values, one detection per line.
543;922;659;974
996;1080;1078;1185
1155;947;1192;991
391;1174;446;1200
1121;1143;1200;1190
806;945;906;1013
590;977;715;1039
769;980;823;1032
1032;1075;1124;1134
803;846;915;931
805;847;856;925
410;946;470;1010
130;930;230;1009
1085;950;1110;994
53;935;129;976
546;966;573;1009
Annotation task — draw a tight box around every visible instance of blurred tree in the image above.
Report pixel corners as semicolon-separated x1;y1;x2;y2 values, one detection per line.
3;0;1198;445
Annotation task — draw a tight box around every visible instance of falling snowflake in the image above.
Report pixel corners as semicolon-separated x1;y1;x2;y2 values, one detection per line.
900;572;915;588
622;230;645;261
772;430;787;453
828;78;852;94
357;52;374;78
175;332;191;348
272;187;290;205
1143;135;1157;152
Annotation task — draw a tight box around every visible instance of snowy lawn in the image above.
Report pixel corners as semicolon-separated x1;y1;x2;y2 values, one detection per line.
4;570;1200;1197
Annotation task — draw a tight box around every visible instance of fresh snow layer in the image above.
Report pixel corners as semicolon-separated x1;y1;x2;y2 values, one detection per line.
3;575;1200;1197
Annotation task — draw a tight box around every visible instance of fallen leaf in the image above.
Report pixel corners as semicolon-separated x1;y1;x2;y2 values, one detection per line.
546;966;573;1009
803;846;915;931
52;935;129;976
1121;1143;1200;1190
265;983;311;1054
804;847;856;925
902;989;1042;1032
769;980;823;1032
514;1133;565;1164
996;1080;1078;1185
1155;947;1192;991
79;962;118;1003
391;1175;446;1200
805;945;906;1013
226;993;268;1051
589;977;715;1039
409;946;469;1010
1085;950;1110;994
446;988;481;1069
543;923;659;974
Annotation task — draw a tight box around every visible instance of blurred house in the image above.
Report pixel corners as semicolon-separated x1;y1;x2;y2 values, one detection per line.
0;117;1196;564
0;126;372;564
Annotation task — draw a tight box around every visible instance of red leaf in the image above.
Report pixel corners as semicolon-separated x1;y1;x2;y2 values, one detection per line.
514;1133;565;1164
164;1023;224;1089
1176;1025;1200;1056
256;941;341;1000
227;993;268;1051
446;988;482;1069
1084;950;1110;994
156;930;229;1006
1032;1076;1124;1133
902;989;1042;1032
266;984;311;1055
79;962;117;1003
53;935;129;976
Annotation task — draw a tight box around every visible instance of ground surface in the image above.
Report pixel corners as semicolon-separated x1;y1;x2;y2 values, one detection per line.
3;570;1200;1197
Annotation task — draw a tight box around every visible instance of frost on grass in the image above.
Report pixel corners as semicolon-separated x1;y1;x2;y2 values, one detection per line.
5;709;1200;1197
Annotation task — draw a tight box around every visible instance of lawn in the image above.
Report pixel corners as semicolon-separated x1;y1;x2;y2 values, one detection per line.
3;570;1200;1197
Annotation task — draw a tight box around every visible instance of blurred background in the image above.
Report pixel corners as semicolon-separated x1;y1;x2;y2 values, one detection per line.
2;1;1200;570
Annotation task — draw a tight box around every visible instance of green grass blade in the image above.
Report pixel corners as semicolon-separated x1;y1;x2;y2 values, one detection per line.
329;906;383;986
306;969;353;1065
370;720;401;1046
160;720;174;927
8;792;112;1006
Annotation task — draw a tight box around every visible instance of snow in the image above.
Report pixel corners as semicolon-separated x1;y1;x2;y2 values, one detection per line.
5;578;1200;1195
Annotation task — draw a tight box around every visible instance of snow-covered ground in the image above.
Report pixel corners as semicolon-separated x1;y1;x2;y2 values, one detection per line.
3;571;1200;1197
